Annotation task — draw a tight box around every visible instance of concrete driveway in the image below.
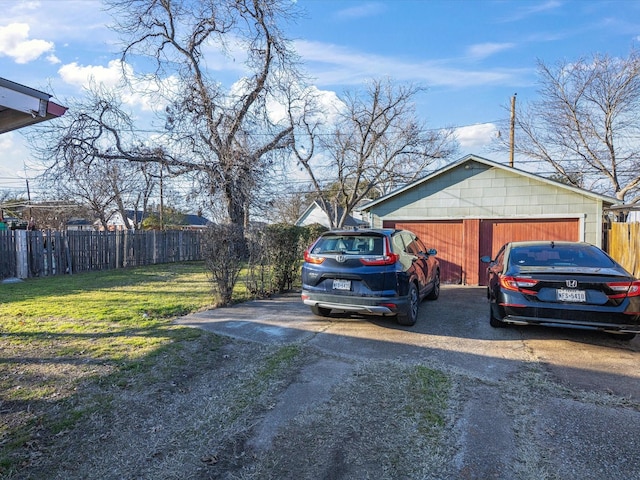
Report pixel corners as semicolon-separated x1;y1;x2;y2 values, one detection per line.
176;285;640;479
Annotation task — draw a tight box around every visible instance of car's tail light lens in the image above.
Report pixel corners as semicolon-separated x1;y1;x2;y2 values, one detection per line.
360;236;399;266
500;275;539;294
360;253;399;266
607;280;640;298
303;249;325;264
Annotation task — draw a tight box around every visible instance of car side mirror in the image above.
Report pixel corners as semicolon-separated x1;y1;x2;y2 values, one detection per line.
480;255;492;263
426;248;437;256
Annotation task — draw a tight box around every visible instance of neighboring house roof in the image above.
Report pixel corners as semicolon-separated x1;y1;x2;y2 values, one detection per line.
359;154;619;211
107;210;211;228
295;200;368;228
183;213;210;227
0;78;68;134
67;218;93;226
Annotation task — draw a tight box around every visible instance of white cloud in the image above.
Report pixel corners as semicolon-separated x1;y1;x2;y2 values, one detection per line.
499;0;562;22
0;132;31;179
267;84;345;127
58;59;126;89
0;23;54;63
294;40;528;88
58;60;179;112
335;2;386;20
466;42;516;60
454;123;499;149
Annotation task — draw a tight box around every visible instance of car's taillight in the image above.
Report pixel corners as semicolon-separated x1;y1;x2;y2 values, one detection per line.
360;252;400;266
499;275;538;294
303;249;325;264
607;280;640;299
360;236;399;266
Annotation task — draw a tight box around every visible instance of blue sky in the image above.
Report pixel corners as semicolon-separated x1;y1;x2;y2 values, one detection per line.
1;0;639;199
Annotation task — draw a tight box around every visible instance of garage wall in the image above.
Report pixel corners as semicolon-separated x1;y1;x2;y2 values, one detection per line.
368;160;603;246
366;157;614;285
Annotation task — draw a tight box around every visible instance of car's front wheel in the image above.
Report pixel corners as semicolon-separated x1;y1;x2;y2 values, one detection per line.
397;283;418;326
311;305;332;317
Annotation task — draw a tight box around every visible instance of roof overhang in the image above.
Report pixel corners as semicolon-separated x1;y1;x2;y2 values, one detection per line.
0;77;67;134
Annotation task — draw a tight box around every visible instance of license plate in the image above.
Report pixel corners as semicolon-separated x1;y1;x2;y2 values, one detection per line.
556;289;586;302
333;279;351;291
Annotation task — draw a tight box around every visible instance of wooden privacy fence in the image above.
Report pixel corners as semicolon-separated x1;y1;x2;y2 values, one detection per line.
0;229;205;280
609;222;640;277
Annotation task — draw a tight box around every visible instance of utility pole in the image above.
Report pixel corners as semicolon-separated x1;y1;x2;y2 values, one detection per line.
159;166;164;230
509;93;516;167
25;178;32;218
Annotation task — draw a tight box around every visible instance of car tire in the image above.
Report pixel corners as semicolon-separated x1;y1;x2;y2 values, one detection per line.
489;304;506;328
397;283;419;326
426;270;440;301
310;305;331;317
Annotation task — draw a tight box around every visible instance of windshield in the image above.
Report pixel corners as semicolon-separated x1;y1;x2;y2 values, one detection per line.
509;244;616;268
311;235;384;255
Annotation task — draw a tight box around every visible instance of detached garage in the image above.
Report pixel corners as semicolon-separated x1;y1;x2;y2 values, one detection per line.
359;155;617;285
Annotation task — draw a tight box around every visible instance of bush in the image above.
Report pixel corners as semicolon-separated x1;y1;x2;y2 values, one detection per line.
244;224;271;297
299;223;328;251
265;224;304;293
204;222;329;303
202;223;245;306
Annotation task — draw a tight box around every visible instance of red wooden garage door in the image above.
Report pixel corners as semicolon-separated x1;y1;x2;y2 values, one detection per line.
385;217;581;285
479;218;581;260
383;220;464;284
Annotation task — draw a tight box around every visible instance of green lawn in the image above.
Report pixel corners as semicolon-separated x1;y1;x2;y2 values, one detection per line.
0;262;220;471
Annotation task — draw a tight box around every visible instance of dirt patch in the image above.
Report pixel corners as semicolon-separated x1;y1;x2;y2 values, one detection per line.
2;331;455;480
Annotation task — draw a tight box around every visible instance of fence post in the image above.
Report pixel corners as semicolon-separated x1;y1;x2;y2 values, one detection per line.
15;230;28;279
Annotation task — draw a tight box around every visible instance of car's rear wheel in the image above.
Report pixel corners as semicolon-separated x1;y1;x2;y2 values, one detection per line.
311;305;332;317
489;304;506;328
397;283;418;326
426;270;440;301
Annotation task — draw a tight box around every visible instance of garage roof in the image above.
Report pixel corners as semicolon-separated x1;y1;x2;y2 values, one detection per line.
359;154;618;211
0;77;67;134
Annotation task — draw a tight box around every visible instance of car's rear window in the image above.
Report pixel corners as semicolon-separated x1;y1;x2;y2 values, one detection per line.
311;235;384;255
509;244;615;268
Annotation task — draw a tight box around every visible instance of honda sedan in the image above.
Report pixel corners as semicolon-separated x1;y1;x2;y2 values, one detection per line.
481;241;640;340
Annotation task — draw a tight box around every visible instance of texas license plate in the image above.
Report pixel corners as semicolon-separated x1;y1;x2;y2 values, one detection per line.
556;289;586;302
333;279;351;291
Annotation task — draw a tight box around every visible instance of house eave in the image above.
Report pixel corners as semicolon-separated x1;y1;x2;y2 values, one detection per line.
0;77;68;134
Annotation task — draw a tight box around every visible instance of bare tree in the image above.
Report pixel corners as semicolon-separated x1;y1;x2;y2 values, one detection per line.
261;184;316;224
107;0;301;232
292;79;458;228
40;156;158;230
33;88;161;229
504;51;640;203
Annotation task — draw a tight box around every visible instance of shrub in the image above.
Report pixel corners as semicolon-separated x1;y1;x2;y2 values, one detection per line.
202;223;245;306
265;223;304;293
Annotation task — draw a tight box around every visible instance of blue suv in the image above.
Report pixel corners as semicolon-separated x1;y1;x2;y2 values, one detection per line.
301;229;440;326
